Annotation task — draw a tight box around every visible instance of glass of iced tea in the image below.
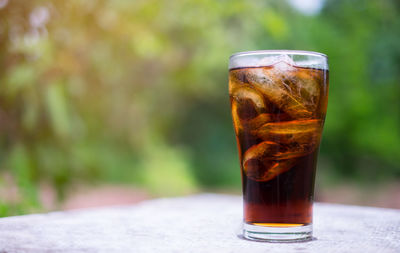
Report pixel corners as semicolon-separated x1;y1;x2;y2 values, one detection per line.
229;50;328;242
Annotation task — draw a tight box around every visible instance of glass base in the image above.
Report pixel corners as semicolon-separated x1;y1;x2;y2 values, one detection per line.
243;223;312;242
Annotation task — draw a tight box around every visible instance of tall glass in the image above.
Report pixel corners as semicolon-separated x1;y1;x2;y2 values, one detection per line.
229;50;328;242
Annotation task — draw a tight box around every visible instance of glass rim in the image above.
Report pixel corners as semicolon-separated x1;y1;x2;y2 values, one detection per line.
229;50;327;60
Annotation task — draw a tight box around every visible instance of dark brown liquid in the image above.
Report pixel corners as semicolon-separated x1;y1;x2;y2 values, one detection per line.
242;149;318;225
229;64;328;226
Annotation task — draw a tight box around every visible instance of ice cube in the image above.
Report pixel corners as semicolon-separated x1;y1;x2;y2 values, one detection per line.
243;156;297;181
252;119;323;159
242;141;282;166
229;68;248;94
258;54;295;69
253;119;322;145
246;68;312;119
230;86;266;112
243;113;272;130
231;101;242;134
262;159;297;181
286;69;321;111
272;143;317;160
230;86;268;133
242;139;308;161
274;60;296;72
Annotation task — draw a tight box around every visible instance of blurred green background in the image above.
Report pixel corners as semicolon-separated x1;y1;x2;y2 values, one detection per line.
1;0;400;216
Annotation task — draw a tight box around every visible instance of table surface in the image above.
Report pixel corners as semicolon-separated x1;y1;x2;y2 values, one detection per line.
0;194;399;253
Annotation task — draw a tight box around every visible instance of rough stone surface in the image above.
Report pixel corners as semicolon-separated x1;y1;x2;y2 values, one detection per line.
0;194;399;253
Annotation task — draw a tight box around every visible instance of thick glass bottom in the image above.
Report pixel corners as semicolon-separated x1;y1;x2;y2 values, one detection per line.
243;222;312;242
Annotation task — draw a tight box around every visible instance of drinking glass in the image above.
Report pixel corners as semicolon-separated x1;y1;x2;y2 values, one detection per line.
229;50;328;242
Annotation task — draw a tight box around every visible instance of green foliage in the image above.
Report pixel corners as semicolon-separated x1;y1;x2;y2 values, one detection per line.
0;0;399;215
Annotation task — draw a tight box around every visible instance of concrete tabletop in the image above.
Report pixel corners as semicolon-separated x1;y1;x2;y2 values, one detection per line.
0;194;399;253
